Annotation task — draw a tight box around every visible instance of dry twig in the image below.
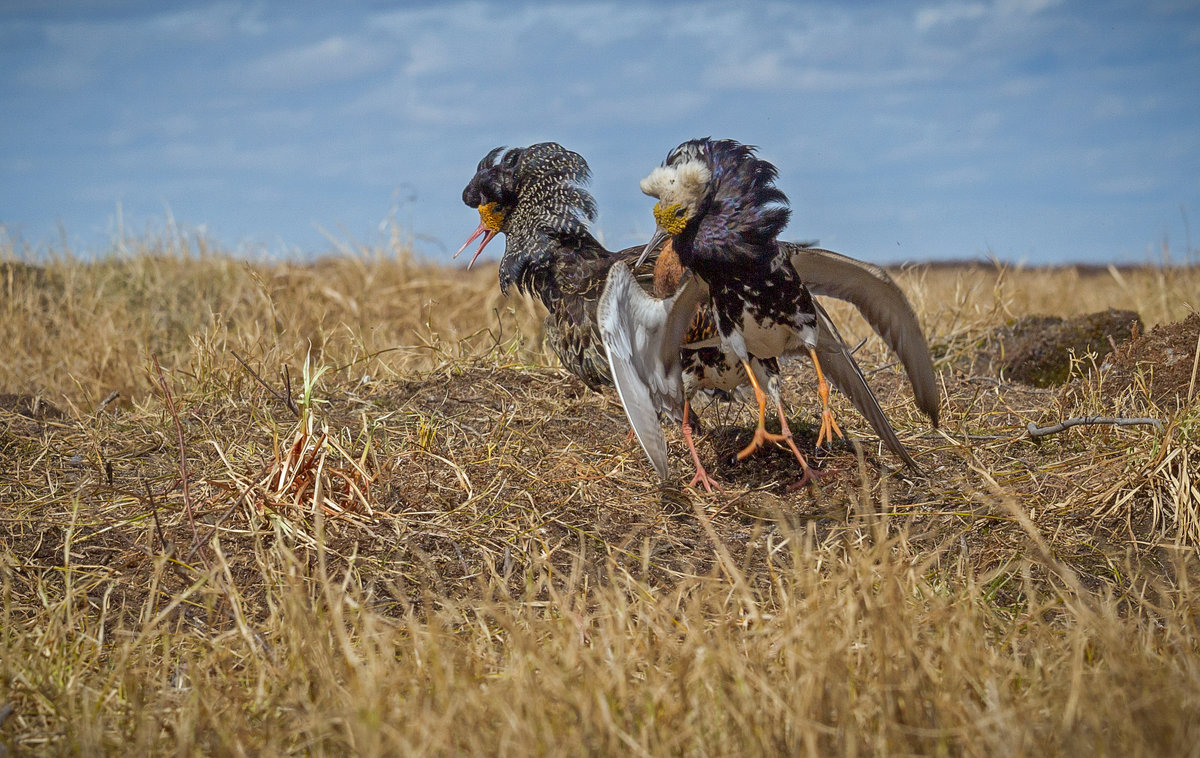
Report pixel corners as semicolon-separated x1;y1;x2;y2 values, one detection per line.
231;350;300;417
95;390;120;413
1026;416;1165;439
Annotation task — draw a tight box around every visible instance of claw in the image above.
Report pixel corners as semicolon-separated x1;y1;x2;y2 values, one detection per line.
816;408;843;448
688;467;722;493
809;348;845;449
736;425;789;460
785;464;834;493
734;360;820;483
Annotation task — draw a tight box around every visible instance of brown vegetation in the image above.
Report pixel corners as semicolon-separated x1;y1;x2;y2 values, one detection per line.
2;233;1199;755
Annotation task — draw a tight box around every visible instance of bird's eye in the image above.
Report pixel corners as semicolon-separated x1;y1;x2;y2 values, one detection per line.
674;207;686;218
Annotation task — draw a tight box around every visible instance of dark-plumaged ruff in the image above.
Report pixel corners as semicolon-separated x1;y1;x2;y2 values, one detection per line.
622;137;939;475
460;142;657;390
461;140;939;485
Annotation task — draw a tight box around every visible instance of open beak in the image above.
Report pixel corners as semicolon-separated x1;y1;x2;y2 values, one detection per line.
453;221;497;270
637;227;669;268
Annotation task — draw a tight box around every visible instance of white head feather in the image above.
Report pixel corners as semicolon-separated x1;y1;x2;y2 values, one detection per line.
639;160;711;209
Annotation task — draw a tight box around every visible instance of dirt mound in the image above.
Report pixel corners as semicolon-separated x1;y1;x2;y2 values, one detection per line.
986;309;1141;386
0;392;63;418
1107;312;1200;407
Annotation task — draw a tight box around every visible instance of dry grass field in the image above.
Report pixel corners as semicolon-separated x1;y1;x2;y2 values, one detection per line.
2;230;1199;755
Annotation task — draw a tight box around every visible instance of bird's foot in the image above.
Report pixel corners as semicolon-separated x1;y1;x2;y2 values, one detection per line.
737;425;827;490
815;409;844;449
735;426;792;461
688;465;723;493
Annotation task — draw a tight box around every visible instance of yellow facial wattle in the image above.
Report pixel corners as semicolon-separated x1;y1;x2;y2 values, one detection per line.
653;202;688;236
478;201;507;232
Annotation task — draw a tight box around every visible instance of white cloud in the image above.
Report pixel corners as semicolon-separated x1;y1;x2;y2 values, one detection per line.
42;3;261;49
403;34;454;77
241;107;317;131
141;5;266;41
1093;94;1129;119
996;0;1063;17
557;90;709;127
925;165;989;189
916;0;1061;32
707;60;936;92
915;2;987;32
105;114;198;147
15;3;267;91
341;75;493;127
1092;93;1161;121
998;76;1043;97
241;35;394;89
15;58;96;90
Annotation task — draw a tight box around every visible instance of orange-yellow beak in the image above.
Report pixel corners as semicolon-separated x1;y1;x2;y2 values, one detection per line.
454;222;495;269
454;202;506;269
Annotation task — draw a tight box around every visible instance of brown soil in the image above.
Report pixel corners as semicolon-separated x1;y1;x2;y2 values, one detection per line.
1107;311;1200;408
0;392;64;419
984;309;1141;387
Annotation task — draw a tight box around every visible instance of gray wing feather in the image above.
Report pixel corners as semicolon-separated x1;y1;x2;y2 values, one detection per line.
813;302;919;469
598;261;708;482
787;244;940;427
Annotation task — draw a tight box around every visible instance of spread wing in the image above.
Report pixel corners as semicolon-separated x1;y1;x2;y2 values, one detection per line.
812;301;919;469
786;244;939;427
598;261;708;482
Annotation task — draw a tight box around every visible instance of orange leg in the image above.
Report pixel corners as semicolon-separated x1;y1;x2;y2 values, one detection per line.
809;348;844;448
681;398;721;493
736;360;818;485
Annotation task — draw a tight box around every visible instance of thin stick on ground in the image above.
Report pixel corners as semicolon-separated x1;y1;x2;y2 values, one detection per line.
1188;328;1200;402
1026;416;1165;439
232;350;300;418
144;478;168;555
95;390;120;413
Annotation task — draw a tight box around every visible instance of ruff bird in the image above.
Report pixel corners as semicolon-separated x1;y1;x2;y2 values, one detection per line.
613;138;938;483
456;142;632;389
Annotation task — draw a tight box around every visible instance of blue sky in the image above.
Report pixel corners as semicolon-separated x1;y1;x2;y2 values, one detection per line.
2;0;1199;264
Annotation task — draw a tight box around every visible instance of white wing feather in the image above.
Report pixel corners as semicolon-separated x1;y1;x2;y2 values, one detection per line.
598;261;707;482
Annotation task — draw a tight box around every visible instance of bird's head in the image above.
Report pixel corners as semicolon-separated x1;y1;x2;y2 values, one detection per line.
638;138;790;266
459;142;598;295
455;146;522;269
639;140;712;239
